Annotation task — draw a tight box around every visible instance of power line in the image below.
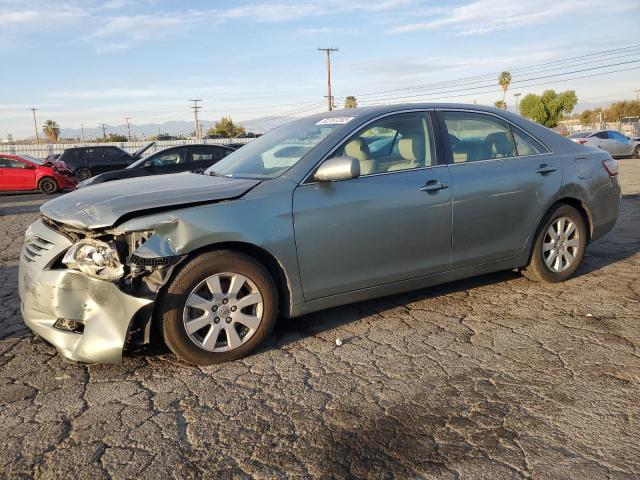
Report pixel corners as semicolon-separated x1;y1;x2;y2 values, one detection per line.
353;44;640;99
189;99;202;141
356;65;640;107
124;117;132;141
30;108;39;144
343;58;640;105
318;48;339;111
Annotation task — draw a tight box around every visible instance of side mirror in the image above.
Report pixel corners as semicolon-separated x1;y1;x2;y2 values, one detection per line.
314;156;360;182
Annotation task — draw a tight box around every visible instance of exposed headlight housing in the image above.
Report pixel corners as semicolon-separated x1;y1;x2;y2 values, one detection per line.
62;239;124;281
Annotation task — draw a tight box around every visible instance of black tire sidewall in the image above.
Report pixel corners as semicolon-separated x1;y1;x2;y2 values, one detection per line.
75;168;91;181
531;205;587;282
38;177;58;194
160;250;278;365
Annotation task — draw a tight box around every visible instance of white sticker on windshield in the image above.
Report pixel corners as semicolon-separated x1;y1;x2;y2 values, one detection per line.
315;116;355;125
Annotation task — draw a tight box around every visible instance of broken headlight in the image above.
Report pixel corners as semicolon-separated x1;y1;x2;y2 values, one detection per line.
62;239;124;281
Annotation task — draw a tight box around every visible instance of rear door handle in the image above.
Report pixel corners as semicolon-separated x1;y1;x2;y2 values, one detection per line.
536;164;556;175
420;180;449;192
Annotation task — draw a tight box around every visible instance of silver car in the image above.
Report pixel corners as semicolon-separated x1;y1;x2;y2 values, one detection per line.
19;104;621;365
569;130;640;158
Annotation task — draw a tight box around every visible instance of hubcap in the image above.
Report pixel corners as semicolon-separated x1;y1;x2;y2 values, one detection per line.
182;272;263;352
76;169;90;181
542;216;580;273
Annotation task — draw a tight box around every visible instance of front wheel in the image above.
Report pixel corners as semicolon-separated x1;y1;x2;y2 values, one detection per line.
38;177;58;194
159;250;278;365
522;204;587;283
634;145;640;159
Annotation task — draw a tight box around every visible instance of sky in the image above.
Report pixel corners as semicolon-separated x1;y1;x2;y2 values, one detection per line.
1;0;639;138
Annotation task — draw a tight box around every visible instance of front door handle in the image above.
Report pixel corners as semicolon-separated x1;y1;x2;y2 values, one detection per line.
420;180;449;192
536;164;556;175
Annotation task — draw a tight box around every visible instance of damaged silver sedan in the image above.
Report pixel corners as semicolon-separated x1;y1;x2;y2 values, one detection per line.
19;104;621;365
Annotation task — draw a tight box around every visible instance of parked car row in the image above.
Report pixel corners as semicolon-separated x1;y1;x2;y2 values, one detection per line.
569;130;640;158
0;154;76;193
0;142;245;194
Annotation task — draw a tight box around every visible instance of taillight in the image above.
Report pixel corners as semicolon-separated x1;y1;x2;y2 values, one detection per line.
602;158;618;177
576;139;588;145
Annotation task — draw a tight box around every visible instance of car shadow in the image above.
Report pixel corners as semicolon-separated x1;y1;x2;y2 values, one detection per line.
0;192;62;216
0;266;31;341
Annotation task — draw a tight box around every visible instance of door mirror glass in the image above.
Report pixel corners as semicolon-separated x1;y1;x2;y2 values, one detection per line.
314;156;360;182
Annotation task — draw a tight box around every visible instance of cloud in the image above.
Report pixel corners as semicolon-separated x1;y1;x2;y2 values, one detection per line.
93;14;191;41
0;5;86;27
389;0;639;34
47;88;167;99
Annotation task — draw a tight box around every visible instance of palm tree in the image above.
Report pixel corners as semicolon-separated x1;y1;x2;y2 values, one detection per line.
42;120;61;142
498;71;512;109
344;96;358;109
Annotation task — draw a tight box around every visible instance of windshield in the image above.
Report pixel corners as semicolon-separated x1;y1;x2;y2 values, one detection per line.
21;154;43;165
204;117;347;179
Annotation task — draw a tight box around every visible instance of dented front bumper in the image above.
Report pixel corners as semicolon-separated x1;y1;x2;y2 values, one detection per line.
18;219;152;364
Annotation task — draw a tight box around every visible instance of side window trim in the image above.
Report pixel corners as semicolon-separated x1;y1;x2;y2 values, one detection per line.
509;124;548;157
302;109;444;184
436;108;551;165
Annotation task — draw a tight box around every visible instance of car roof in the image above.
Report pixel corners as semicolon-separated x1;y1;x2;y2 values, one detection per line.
64;145;121;151
303;102;523;121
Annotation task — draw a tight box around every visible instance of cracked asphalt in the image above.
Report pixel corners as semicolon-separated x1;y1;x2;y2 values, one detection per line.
1;160;639;479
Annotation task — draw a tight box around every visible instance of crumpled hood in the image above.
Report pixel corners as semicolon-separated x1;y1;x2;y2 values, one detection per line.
41;172;260;229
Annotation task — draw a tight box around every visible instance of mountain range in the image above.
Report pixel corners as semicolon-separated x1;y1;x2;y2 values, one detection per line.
59;116;295;139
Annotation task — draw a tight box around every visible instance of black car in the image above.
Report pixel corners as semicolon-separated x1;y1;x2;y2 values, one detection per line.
77;144;234;188
58;144;154;181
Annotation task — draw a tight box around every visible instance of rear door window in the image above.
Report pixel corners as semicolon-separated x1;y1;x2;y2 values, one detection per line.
103;147;123;162
512;128;546;156
145;148;187;167
442;112;516;163
191;146;229;162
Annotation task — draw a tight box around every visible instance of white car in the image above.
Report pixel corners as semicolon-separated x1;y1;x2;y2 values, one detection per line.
569;130;640;158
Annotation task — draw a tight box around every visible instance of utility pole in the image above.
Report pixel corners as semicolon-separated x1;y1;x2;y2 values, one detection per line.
513;93;521;115
318;48;338;111
31;108;40;144
81;124;85;143
99;123;106;140
124;117;132;142
189;99;202;141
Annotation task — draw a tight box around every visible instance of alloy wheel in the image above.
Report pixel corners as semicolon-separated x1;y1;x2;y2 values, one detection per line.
542;216;580;273
182;272;263;352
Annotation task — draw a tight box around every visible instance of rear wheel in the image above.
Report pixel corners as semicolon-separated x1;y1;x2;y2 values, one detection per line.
522;204;587;283
159;250;278;365
634;145;640;159
38;177;58;194
75;167;92;181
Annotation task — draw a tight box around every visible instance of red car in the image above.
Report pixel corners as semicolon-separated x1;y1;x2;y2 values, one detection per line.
0;154;76;194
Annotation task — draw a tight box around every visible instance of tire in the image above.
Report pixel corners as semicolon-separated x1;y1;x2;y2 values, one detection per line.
38;177;58;194
634;145;640;159
75;167;92;181
522;204;587;283
159;250;279;365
